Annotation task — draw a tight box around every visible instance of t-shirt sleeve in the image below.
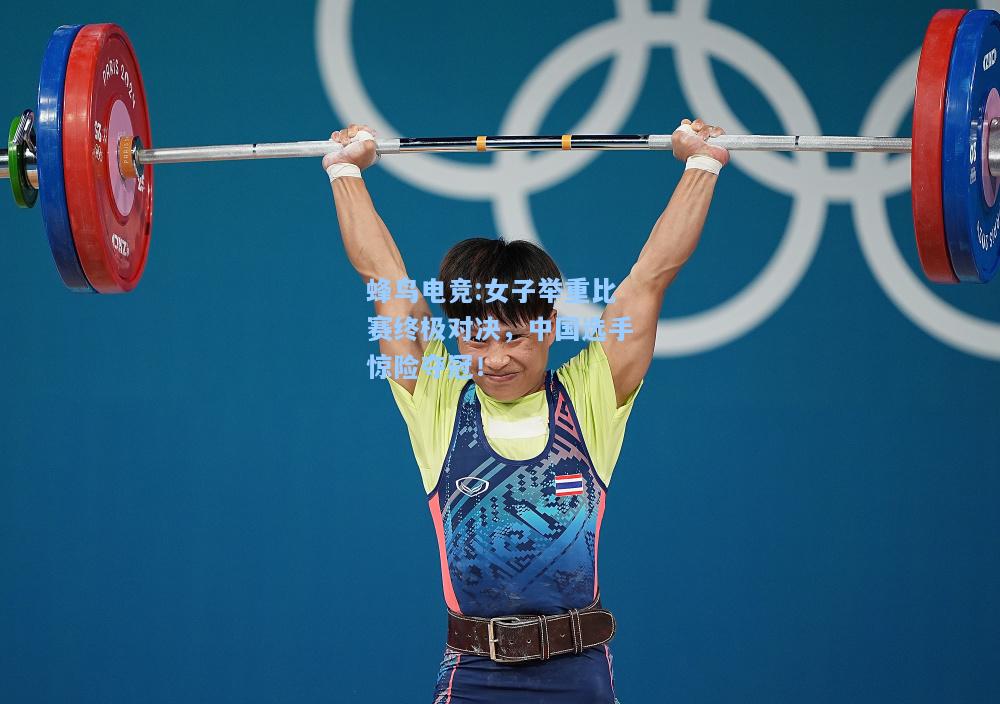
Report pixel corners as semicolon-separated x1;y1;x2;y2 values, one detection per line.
385;339;466;494
556;340;643;487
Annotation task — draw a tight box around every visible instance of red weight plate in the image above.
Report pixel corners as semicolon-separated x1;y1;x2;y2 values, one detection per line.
63;24;153;293
911;9;965;284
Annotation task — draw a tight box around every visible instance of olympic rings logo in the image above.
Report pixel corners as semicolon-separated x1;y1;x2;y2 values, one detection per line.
316;0;1000;360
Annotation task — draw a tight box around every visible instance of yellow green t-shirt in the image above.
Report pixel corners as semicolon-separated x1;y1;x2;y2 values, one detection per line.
386;339;643;494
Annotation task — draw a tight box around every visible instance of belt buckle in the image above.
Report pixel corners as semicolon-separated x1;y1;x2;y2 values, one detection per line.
487;616;529;663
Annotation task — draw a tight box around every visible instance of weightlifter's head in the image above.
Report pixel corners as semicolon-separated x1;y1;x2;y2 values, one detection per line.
439;237;560;401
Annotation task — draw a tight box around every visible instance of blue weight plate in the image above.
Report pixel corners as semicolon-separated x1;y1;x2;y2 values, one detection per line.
37;24;94;292
942;9;1000;283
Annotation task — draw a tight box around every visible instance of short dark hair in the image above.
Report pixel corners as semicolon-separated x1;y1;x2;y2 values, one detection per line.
438;237;562;327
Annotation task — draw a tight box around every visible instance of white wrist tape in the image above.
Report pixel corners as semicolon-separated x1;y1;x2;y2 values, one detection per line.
327;163;363;181
685;155;723;175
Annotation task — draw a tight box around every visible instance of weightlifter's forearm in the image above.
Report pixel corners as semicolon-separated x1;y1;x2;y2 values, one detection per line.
331;177;408;281
630;168;718;288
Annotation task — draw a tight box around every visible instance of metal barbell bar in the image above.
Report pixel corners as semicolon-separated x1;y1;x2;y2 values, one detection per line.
8;128;1000;184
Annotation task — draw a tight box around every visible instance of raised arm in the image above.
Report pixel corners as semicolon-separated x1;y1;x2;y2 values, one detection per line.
325;123;431;394
600;119;729;405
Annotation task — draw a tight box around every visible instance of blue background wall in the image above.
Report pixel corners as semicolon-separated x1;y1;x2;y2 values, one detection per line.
2;1;998;702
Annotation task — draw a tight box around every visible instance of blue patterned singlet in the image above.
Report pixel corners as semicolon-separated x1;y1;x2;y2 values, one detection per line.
427;370;618;703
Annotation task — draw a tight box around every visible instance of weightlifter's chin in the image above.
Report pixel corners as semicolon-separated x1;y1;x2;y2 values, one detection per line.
478;370;522;398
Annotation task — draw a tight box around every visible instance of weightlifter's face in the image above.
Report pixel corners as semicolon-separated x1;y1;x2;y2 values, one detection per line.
458;313;556;401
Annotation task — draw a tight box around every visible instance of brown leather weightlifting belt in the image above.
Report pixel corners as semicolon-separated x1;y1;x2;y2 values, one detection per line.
446;595;615;663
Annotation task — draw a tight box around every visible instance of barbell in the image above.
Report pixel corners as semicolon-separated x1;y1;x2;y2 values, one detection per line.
2;10;999;293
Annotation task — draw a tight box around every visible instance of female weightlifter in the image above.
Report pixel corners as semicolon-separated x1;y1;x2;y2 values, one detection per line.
324;118;728;703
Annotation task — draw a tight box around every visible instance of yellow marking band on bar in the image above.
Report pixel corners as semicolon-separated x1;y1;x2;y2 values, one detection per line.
476;135;487;152
562;134;572;150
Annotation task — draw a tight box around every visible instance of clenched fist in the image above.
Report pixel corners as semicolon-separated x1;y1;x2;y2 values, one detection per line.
322;123;379;171
671;118;729;167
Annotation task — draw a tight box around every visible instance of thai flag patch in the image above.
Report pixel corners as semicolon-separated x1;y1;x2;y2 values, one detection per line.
554;473;585;497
